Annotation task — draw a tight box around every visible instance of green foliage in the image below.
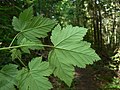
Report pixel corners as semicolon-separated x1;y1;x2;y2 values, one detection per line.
17;57;52;90
20;38;43;53
0;64;18;90
12;7;56;44
49;25;100;86
104;77;120;89
105;48;120;89
110;48;120;71
10;49;21;60
0;7;100;90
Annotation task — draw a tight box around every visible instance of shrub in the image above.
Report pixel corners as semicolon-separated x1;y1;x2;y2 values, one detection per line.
0;7;100;90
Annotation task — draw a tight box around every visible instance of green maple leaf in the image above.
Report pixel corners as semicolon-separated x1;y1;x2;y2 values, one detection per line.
48;25;100;86
12;7;56;44
0;64;18;90
17;57;52;90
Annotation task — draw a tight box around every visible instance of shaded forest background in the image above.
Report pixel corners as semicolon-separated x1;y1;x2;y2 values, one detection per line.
0;0;120;90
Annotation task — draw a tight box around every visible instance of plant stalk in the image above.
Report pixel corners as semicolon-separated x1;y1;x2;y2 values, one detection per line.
9;33;19;47
17;56;26;67
0;44;54;51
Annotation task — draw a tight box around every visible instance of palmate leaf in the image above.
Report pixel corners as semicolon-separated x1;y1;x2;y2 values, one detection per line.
0;80;16;90
0;64;18;90
17;57;52;90
49;25;100;86
19;6;33;22
12;7;56;44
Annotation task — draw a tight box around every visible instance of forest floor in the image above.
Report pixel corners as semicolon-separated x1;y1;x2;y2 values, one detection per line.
51;64;119;90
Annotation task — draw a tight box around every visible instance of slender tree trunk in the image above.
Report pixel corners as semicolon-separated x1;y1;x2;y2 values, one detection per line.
98;0;103;50
75;0;80;26
92;0;98;48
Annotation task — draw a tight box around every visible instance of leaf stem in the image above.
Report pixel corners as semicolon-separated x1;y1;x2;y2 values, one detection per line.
0;44;54;51
9;33;19;47
17;56;26;67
